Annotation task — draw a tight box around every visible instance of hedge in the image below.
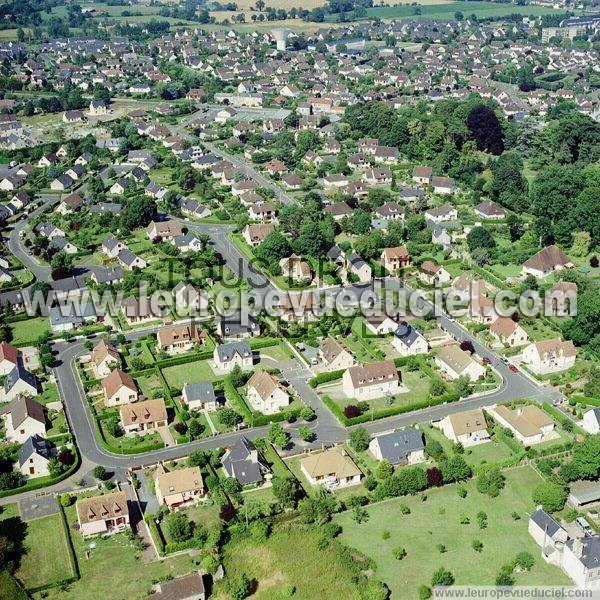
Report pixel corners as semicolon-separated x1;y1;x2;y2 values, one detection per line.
154;350;213;369
308;369;345;388
471;264;509;290
541;403;585;435
145;515;165;556
164;537;204;555
493;428;524;455
323;391;460;426
569;395;600;407
0;446;80;498
93;416;165;455
249;337;279;350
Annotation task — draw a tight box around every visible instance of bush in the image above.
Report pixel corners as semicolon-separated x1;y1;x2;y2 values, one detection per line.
165;512;192;543
344;404;362;419
59;493;73;507
93;465;107;480
472;539;483;552
532;482;568;513
515;551;534;571
393;547;407;560
431;568;454;587
349;427;370;452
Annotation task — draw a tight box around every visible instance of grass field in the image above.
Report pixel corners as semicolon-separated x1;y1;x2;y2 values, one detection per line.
362;1;569;20
0;505;74;592
36;505;198;600
335;466;571;597
161;358;218;388
212;526;369;599
9;317;51;346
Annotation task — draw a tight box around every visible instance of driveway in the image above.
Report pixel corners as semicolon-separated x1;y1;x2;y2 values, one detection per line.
136;471;160;516
122;481;157;562
19;493;59;521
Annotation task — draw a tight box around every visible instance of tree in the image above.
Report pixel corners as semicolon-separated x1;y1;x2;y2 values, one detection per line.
466;104;504;155
188;418;204;439
255;231;292;266
426;467;443;487
93;465;107;480
349;427;370;452
467;227;496;253
165;512;192;542
476;467;506;497
393;547;407;560
489;152;528;212
300;407;315;421
267;423;290;448
298;426;313;442
439;455;472;483
495;564;515;586
272;475;299;507
228;573;251;600
454;375;471;398
216;407;242;428
120;196;157;232
429;378;446;397
229;364;245;388
515;551;534;571
375;460;394;480
572;435;600;479
532;482;568;513
431;567;454;587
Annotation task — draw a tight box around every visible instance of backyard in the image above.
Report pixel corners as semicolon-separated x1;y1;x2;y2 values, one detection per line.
0;504;75;592
335;466;571;598
161;358;219;388
9;317;51;346
34;504;199;600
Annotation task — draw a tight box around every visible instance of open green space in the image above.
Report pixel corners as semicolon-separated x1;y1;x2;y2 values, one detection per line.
35;504;198;600
0;504;74;592
213;525;372;599
9;317;51;346
362;1;569;21
161;358;218;388
335;466;571;598
134;371;165;399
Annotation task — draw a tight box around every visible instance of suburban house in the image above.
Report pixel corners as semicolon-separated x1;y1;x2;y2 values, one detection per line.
91;339;121;378
102;235;128;259
431;176;456;194
243;223;275;247
342;360;402;401
222;436;270;486
121;295;164;325
489;317;529;347
391;322;428;356
425;204;457;223
435;346;486;381
172;282;210;314
0;342;18;375
146;220;183;241
154;464;205;511
419;261;451;285
490;404;555;445
213;340;253;373
156;324;206;355
522;339;577;374
346;252;372;283
368;428;425;466
279;254;313;282
412;165;433;186
436;408;490;446
1;396;46;443
18;434;54;478
380;246;410;273
318;337;356;371
363;313;399;336
102;369;138;407
143;573;205;600
4;363;38;402
119;398;168;435
475;200;506;220
582;408;600;434
529;508;568;565
182;381;218;412
216;315;260;339
522;246;574;278
118;249;148;271
300;446;362;490
246;371;290;415
76;491;130;537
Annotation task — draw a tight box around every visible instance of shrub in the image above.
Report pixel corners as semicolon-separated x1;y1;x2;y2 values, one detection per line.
515;551;534;571
532;482;568;513
165;512;192;543
431;568;454;587
92;465;107;480
59;493;73;507
393;547;407;560
344;404;362;419
472;539;483;552
437;544;446;553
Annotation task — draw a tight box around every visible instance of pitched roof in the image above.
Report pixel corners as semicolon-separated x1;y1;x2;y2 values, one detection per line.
3;395;45;428
120;398;167;427
494;405;554;438
183;381;216;404
346;360;399;389
247;370;284;401
91;339;120;367
102;369;137;398
76;491;128;525
382;246;409;261
524;246;573;272
0;342;18;366
155;465;204;497
4;363;37;393
446;408;487;436
530;508;564;538
301;446;361;479
373;428;424;463
142;572;205;600
532;338;576;359
437;346;475;374
319;337;351;363
157;324;205;347
18;434;53;466
490;316;518;339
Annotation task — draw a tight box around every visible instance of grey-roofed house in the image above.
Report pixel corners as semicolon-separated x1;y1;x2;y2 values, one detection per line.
369;428;425;465
569;484;600;508
222;437;269;486
528;507;568;565
216;315;260;339
392;322;428;356
18;434;54;478
213;340;253;373
4;363;38;402
49;302;98;332
563;536;600;588
182;381;218;412
181;198;212;219
90;266;124;286
118;248;147;270
90;202;122;216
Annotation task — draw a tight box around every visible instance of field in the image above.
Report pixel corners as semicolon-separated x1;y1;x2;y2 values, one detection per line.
9;317;51;346
161;358;219;388
36;505;198;600
212;526;368;599
0;504;74;592
335;466;571;598
362;1;569;20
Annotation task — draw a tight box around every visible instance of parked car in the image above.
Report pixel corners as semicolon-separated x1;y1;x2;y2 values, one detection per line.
576;517;593;537
509;364;518;372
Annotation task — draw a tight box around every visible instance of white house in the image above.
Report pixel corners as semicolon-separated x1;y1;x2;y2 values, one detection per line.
18;435;53;478
76;491;130;538
391;322;428;356
342;360;402;401
1;396;46;443
489;317;529;347
522;339;577;375
582;408;600;434
213;340;253;373
300;446;362;491
182;381;217;412
436;408;490;447
318;337;356;371
246;371;290;415
490;404;555;445
102;369;138;407
369;428;425;466
435;346;486;382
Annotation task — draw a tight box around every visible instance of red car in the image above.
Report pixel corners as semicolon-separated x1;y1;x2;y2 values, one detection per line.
509;364;518;372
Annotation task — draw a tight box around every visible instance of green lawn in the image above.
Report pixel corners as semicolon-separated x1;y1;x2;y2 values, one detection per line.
259;343;291;363
36;505;198;600
0;505;74;592
38;382;60;405
489;263;522;280
212;526;371;600
335;466;571;598
134;371;165;399
161;359;218;388
9;317;51;346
